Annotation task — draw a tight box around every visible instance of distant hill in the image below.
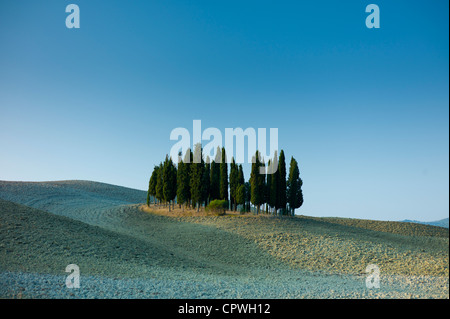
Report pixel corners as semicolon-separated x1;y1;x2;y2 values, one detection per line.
402;218;449;229
0;180;147;205
0;180;147;224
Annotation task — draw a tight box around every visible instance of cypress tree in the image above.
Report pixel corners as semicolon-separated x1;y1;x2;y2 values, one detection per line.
238;164;245;186
237;164;245;211
265;159;272;213
236;184;245;212
183;148;193;208
202;156;211;207
190;144;203;211
261;158;268;214
219;147;228;204
269;151;279;215
171;159;177;209
210;149;220;201
155;163;164;205
257;155;265;213
287;157;304;216
278;149;287;215
148;165;158;206
177;159;186;209
244;181;251;212
163;155;177;211
250;151;265;214
229;157;238;211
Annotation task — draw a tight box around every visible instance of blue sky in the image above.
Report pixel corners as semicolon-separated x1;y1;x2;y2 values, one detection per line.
0;0;448;221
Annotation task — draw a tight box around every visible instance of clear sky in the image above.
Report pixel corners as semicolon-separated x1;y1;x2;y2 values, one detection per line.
0;0;448;221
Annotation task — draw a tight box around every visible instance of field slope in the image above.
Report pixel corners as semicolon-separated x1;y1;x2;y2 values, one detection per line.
0;180;448;298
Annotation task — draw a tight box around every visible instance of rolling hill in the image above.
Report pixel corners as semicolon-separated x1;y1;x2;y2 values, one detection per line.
0;180;448;298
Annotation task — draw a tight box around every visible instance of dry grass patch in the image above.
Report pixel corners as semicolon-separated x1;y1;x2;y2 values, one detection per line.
140;203;253;218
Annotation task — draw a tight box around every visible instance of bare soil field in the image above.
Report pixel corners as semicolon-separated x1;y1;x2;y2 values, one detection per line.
0;180;448;298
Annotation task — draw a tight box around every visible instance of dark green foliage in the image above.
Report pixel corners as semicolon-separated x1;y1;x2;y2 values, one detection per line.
149;166;159;202
287;156;303;216
229;157;238;211
238;164;245;186
244;182;251;212
176;159;184;207
269;151;279;213
237;164;245;212
190;144;203;211
155;163;164;204
250;151;265;214
278;150;287;215
206;199;229;215
176;159;190;209
261;158;268;213
219;147;228;203
163;155;177;211
147;166;158;206
236;184;246;212
265;159;272;213
210;157;220;201
185;149;193;206
202;157;211;206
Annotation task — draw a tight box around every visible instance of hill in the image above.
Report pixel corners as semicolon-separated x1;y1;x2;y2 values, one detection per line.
0;180;147;225
0;180;147;207
402;218;449;229
0;180;448;298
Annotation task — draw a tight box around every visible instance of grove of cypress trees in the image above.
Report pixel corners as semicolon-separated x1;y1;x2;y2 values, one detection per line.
148;146;303;217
